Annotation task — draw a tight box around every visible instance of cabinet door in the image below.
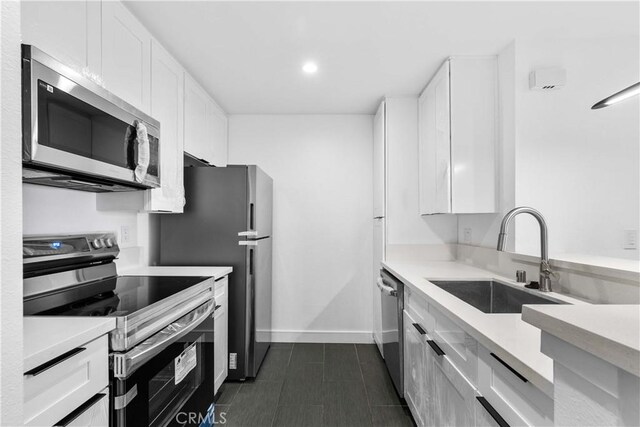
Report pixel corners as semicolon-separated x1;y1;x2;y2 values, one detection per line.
404;310;428;426
449;57;497;213
101;1;151;113
419;61;451;214
21;1;101;78
184;73;210;162
373;101;386;218
477;345;553;426
207;99;228;167
433;61;452;214
146;40;185;213
475;397;504;427
427;350;476;427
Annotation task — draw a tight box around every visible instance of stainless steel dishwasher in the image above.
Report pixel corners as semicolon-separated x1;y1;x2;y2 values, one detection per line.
377;268;404;397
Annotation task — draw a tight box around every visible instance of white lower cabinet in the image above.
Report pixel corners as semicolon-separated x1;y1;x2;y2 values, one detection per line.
404;310;428;426
57;388;109;427
24;335;109;427
428;348;476;427
403;286;552;427
475;396;503;427
213;276;229;394
477;345;554;426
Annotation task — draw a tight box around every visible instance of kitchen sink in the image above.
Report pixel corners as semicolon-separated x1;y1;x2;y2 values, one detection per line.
428;280;565;314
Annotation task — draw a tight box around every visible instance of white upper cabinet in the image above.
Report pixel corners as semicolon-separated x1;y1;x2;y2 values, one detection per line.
419;57;498;215
419;62;451;214
21;1;101;77
101;1;151;113
145;40;185;213
184;73;211;163
207;99;228;167
184;74;228;166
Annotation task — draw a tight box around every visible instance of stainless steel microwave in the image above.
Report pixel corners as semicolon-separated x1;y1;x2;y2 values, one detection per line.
22;45;161;192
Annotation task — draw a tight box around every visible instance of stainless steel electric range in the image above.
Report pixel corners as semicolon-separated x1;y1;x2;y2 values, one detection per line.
23;232;217;427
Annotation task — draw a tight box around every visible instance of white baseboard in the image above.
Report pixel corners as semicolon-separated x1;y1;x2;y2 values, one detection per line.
271;330;375;344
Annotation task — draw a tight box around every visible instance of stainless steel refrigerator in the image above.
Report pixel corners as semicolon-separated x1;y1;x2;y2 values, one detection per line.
159;165;273;381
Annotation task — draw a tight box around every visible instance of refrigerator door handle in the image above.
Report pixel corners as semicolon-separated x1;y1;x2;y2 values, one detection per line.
238;231;259;237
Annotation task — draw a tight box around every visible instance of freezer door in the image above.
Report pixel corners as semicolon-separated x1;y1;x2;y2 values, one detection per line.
246;237;272;377
247;165;273;239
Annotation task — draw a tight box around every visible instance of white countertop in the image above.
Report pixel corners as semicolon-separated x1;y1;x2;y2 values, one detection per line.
382;259;583;396
119;266;232;278
522;304;640;377
24;317;116;372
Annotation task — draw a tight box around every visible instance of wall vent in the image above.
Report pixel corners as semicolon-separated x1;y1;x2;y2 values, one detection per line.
529;68;566;90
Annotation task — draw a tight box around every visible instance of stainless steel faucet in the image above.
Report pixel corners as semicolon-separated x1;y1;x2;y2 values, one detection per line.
497;207;553;292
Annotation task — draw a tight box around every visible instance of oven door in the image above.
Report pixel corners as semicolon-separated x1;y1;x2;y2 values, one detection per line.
112;300;215;427
22;47;160;189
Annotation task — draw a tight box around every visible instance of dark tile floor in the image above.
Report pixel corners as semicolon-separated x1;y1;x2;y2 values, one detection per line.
214;343;415;427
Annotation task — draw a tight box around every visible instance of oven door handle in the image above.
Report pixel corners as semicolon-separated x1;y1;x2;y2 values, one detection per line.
112;299;214;379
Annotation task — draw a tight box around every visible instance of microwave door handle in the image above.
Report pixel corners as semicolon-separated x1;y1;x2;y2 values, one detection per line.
133;122;150;183
112;299;215;379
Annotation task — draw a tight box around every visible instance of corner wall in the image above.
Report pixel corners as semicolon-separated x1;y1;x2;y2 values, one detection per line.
1;2;24;424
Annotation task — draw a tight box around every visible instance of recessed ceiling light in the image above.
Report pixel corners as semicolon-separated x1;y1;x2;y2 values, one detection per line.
302;62;318;74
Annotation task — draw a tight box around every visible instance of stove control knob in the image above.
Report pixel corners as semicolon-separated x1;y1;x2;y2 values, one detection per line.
105;238;114;248
92;239;103;249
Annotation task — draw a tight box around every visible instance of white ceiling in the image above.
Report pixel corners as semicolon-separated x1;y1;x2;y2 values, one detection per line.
125;1;639;114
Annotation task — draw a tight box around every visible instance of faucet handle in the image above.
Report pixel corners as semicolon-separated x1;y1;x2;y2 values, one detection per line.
540;260;554;276
525;281;540;289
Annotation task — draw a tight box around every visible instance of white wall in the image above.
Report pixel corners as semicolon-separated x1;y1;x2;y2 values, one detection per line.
22;185;149;268
228;115;374;342
1;2;24;424
386;97;458;245
514;36;639;261
459;36;640;264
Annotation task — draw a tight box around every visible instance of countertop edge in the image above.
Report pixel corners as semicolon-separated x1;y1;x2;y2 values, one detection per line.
24;317;116;372
119;266;233;279
522;306;640;377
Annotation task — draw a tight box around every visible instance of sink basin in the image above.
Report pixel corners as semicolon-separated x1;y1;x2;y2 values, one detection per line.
428;280;565;314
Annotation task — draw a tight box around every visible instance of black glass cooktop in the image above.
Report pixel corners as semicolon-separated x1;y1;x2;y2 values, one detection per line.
25;275;209;316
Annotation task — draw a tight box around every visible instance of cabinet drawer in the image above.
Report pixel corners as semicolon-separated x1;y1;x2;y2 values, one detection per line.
55;388;109;427
214;276;228;298
427;347;477;427
477;345;553;426
404;286;433;332
429;304;478;383
24;335;109;427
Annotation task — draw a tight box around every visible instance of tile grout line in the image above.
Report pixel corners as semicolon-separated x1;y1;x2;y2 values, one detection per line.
322;343;326;383
268;343;292;427
355;344;376;425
